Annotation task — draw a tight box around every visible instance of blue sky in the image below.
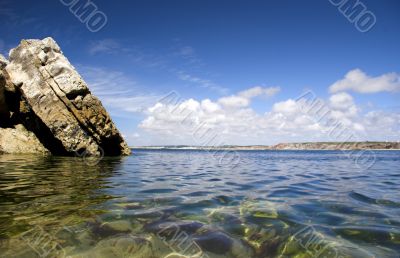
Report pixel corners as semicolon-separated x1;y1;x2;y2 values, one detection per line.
1;0;399;145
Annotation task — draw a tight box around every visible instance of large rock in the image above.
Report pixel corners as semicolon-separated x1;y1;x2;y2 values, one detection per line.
0;124;49;154
5;37;130;156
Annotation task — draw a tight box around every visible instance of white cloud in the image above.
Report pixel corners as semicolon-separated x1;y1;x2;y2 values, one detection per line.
138;87;400;145
139;88;282;144
362;111;400;139
201;99;221;113
239;86;280;98
177;71;229;95
88;39;127;55
139;95;322;145
329;69;400;93
78;65;161;115
178;46;195;57
218;95;250;108
329;92;359;120
175;46;200;64
272;99;299;114
86;40;228;97
169;40;203;65
329;92;354;110
218;86;280;108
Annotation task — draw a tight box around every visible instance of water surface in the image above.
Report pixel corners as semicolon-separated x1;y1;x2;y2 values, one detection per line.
0;150;399;257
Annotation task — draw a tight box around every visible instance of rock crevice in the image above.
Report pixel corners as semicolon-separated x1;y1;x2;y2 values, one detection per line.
0;37;131;156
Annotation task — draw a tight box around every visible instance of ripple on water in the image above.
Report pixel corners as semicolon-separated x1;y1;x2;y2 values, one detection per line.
350;191;400;208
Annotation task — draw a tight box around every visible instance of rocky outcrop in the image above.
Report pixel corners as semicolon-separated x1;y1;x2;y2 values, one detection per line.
0;124;49;154
0;38;130;156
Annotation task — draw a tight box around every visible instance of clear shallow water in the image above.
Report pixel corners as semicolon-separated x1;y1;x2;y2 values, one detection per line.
0;150;399;258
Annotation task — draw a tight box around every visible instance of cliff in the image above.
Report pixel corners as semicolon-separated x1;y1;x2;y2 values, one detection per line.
272;142;400;150
0;37;130;156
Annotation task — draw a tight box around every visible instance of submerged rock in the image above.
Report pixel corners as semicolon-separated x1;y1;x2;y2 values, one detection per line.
88;220;132;239
67;235;155;258
0;38;130;156
194;231;233;254
145;219;254;257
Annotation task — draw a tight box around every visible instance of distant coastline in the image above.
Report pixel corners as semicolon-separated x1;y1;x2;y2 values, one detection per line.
131;142;400;151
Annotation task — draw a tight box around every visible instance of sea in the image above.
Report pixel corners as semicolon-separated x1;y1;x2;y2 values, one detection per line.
0;149;399;257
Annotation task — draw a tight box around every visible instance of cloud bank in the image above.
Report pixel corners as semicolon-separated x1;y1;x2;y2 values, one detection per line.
138;84;399;145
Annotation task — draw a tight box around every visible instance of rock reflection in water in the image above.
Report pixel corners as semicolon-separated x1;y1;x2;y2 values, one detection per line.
0;155;121;238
